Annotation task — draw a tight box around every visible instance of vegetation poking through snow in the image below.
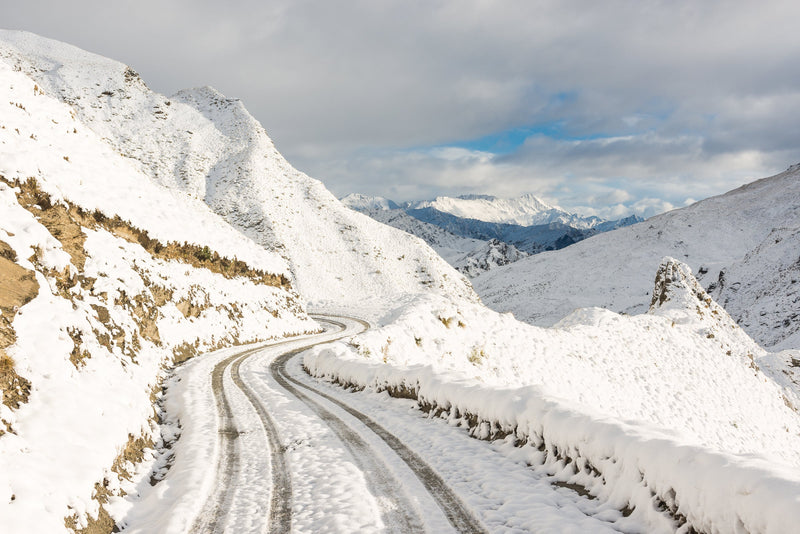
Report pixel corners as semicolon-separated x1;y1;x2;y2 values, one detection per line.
0;176;313;531
8;177;290;289
0;238;37;433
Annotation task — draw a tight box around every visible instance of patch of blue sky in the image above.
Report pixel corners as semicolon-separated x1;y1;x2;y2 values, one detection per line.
420;92;677;157
447;122;628;155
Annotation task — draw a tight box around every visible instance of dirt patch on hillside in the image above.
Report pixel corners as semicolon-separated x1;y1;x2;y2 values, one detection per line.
0;244;39;315
5;177;289;289
64;432;155;533
0;241;38;428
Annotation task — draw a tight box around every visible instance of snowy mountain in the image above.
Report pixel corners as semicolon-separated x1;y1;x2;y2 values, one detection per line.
344;204;484;262
3;30;800;534
344;191;642;275
0;35;318;531
0;31;475;317
340;200;531;278
339;193;400;212
405;193;604;229
473;164;800;350
404;207;599;253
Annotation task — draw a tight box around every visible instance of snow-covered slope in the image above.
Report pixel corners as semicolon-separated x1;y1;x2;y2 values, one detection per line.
473;165;800;350
306;258;800;533
0;40;316;532
407;193;604;228
0;31;475;317
709;225;800;350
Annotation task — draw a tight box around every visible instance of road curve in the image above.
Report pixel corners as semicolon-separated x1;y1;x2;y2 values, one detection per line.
191;325;353;533
279;316;488;534
192;314;487;533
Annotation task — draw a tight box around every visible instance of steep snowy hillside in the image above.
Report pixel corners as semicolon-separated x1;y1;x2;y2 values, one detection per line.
407;193;603;228
473;165;800;350
0;31;475;317
0;48;315;532
306;258;800;533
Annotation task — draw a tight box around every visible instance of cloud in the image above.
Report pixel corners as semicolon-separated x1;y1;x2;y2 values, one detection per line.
4;1;800;216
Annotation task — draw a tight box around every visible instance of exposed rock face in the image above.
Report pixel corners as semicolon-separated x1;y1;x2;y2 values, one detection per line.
648;257;761;360
453;239;528;278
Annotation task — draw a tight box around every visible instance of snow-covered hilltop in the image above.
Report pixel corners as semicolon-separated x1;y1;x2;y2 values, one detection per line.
473;164;800;350
0;31;475;316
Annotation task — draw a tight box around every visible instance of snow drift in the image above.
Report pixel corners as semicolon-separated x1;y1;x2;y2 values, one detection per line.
306;258;800;533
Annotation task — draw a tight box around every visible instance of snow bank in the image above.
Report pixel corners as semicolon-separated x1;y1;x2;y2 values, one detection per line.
305;259;800;533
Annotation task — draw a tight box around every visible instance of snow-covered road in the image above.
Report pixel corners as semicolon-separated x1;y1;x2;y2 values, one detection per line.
126;316;635;533
191;315;483;533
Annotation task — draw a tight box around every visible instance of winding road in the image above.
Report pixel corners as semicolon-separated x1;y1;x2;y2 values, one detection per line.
191;315;487;533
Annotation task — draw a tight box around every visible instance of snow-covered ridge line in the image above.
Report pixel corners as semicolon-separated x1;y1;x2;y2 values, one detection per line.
304;352;800;534
0;30;476;317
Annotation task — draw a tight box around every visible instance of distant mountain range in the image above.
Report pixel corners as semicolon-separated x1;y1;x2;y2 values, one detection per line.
472;164;800;351
341;193;642;276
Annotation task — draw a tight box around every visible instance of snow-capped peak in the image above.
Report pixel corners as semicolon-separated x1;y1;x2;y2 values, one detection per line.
405;192;599;228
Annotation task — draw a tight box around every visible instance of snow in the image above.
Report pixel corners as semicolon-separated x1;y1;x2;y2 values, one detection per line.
340;193;400;212
0;50;288;278
406;193;603;229
0;34;315;533
126;318;659;533
473;165;800;350
3;29;800;534
305;260;800;532
0;30;476;320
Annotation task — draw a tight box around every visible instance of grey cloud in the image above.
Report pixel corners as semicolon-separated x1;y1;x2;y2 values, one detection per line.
4;0;800;215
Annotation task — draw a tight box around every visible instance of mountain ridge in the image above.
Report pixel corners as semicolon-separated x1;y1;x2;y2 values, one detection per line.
342;192;642;276
0;30;476;316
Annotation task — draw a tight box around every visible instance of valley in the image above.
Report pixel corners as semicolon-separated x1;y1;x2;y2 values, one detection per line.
0;30;799;534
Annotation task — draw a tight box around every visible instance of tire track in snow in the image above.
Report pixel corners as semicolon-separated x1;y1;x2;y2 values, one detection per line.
192;331;343;533
193;315;486;533
191;344;265;533
272;346;426;533
274;320;488;534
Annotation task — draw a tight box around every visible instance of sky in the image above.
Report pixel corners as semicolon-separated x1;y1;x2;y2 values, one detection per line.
3;0;800;218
